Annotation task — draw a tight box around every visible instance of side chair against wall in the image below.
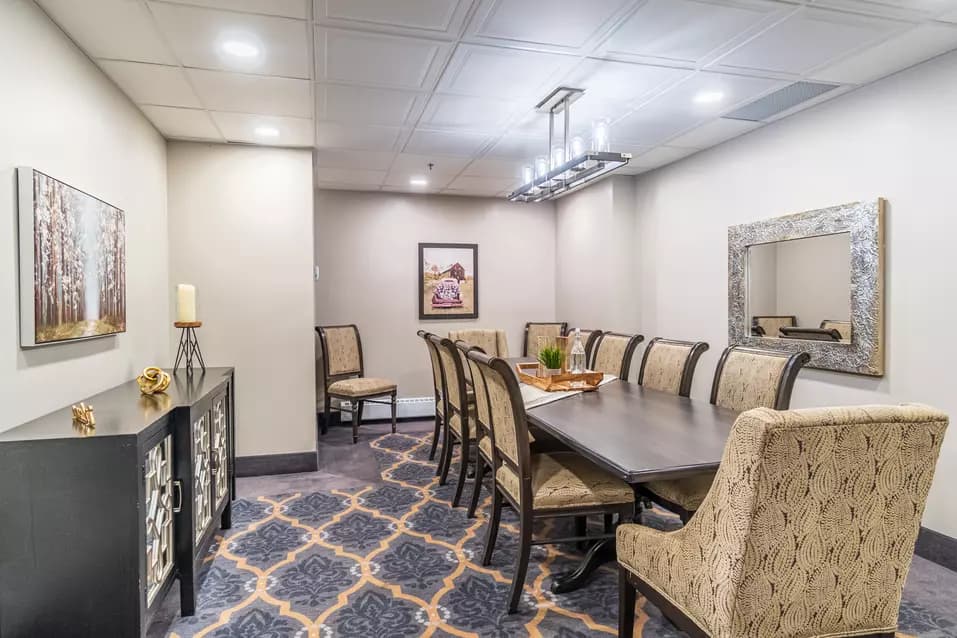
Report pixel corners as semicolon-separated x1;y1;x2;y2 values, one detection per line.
523;322;567;359
618;404;949;638
640;346;811;522
467;349;635;614
752;314;796;337
448;329;509;357
591;332;645;380
821;319;853;340
430;335;476;508
418;330;444;463
636;337;710;398
567;328;603;369
317;325;397;444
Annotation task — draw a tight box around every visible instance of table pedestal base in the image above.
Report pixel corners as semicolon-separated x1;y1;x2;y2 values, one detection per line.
550;538;616;593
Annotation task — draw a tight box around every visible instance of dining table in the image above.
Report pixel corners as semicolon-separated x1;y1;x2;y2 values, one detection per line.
505;358;739;593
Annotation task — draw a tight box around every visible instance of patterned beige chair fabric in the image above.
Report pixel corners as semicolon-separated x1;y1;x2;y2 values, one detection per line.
524;322;566;359
479;359;522;468
821;320;853;340
323;326;361;375
496;452;634;510
638;338;707;396
753;315;795;338
619;404;949;638
438;346;465;414
327;378;395;397
449;329;509;357
592;332;643;380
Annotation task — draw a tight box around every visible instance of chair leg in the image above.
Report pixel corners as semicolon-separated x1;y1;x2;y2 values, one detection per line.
507;506;533;614
351;401;361;444
452;434;470;508
467;455;485;519
438;430;455;486
429;407;441;460
575;515;587;550
322;395;331;435
482;488;502;567
390;391;397;434
618;568;636;638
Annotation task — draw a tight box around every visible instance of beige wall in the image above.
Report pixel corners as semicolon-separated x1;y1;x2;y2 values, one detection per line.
775;233;851;326
631;50;957;537
314;189;556;398
1;0;168;430
167;142;315;456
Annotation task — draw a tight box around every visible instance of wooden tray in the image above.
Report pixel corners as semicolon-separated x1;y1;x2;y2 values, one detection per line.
515;363;603;392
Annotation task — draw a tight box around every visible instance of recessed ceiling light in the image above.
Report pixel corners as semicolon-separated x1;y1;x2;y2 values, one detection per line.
254;126;280;138
693;91;725;105
220;39;260;58
409;177;428;186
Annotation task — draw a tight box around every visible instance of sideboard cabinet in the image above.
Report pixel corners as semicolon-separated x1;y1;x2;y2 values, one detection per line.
0;368;235;638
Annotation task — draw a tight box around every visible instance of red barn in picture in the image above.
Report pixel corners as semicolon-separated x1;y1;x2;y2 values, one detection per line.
439;262;466;282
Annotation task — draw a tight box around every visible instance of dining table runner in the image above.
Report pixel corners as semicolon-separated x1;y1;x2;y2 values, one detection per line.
520;374;618;409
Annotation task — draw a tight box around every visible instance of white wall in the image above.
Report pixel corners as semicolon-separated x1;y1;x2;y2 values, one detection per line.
315;189;556;398
774;233;851;325
167;142;315;457
1;0;168;430
631;50;957;537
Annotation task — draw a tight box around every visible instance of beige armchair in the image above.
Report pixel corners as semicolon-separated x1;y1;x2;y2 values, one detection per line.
448;329;509;357
618;404;949;638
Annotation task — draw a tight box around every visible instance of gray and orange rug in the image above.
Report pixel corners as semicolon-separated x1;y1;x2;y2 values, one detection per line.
167;432;955;637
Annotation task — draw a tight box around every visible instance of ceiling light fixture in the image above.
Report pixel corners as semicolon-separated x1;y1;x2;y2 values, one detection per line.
254;126;280;138
693;90;725;104
410;177;428;186
508;87;631;203
220;39;260;58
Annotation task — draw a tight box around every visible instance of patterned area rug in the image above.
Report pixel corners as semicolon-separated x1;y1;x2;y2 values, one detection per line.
167;432;954;638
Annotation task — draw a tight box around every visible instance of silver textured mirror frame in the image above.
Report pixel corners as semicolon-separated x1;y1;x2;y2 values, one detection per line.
728;199;885;376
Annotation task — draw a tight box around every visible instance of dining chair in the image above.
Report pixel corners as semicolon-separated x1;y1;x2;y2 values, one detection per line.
751;315;796;337
618;404;949;638
448;329;510;357
820;319;853;340
641;346;811;522
636;337;710;397
591;332;645;380
418;330;445;463
523;322;567;358
460;341;495;519
317;325;397;444
567;328;603;369
467;349;635;614
430;334;476;508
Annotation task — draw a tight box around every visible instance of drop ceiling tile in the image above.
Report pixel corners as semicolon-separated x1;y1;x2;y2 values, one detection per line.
384;170;454;189
506;109;593;140
420;94;523;132
485;135;550;160
317;182;382;192
315;167;386;186
404;129;492;156
665;117;762;148
465;0;633;52
140;105;222;139
447;175;518;194
162;0;309;19
940;7;957;22
317;28;451;89
632;145;699;168
564;59;693;106
318;84;423;125
615;163;652;175
316;122;402;150
98;61;201;108
714;7;905;75
148;2;311;78
318;0;470;39
390;153;470;175
599;0;785;64
316;149;397;171
187;69;312;117
438;43;577;99
37;0;176;64
812;22;957;84
211;111;314;145
461;158;526;179
813;0;957;20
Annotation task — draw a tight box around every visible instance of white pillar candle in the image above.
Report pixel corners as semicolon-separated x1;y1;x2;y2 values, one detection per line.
176;284;196;323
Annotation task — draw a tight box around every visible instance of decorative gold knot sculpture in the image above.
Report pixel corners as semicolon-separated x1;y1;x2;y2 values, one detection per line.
137;367;171;395
71;403;96;428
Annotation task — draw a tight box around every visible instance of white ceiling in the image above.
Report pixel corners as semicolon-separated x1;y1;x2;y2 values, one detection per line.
37;0;957;197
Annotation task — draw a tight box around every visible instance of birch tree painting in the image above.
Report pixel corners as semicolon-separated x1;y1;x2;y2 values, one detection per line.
30;171;126;343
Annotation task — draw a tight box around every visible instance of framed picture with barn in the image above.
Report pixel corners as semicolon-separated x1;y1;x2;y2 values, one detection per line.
419;242;478;320
17;167;126;347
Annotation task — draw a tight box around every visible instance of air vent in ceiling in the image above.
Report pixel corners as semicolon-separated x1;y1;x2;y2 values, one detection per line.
722;81;840;122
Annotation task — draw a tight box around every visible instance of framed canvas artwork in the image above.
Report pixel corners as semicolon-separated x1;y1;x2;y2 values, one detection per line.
419;243;478;320
18;168;127;347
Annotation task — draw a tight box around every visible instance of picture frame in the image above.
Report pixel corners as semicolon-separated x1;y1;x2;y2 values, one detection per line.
419;243;478;320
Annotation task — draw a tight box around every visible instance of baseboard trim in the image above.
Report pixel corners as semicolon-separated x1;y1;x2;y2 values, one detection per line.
915;526;957;572
235;451;318;477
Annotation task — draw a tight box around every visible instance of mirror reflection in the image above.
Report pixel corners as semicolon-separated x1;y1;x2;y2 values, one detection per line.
747;232;852;343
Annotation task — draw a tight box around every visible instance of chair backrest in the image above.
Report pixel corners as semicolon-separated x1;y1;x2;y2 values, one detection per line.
317;325;363;386
523;322;567;358
752;315;796;337
820;319;852;340
449;329;509;357
637;337;709;397
568;328;603;367
710;346;810;412
418;330;443;400
430;334;468;424
684;404;948;637
592;332;645;380
460;342;494;446
466;350;533;500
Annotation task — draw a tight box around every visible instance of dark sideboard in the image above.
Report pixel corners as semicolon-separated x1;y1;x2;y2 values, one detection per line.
0;367;235;638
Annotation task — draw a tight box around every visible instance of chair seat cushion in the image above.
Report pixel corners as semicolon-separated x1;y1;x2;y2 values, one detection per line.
643;471;716;512
497;452;633;510
328;377;396;397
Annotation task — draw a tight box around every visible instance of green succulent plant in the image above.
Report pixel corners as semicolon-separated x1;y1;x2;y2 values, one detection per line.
538;345;564;370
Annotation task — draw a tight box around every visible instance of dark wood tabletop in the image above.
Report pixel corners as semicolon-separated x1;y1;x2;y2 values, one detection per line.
525;379;738;484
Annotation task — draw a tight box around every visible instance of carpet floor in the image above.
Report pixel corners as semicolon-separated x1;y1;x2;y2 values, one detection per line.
165;430;956;638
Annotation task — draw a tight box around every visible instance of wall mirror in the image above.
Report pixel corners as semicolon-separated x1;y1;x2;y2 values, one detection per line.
729;199;885;376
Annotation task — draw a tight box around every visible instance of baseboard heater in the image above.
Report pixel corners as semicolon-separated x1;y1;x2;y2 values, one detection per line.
338;396;434;421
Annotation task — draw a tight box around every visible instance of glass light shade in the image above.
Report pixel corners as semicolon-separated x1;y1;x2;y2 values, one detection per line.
534;156;548;179
570;135;585;159
550;145;564;170
591;118;611;153
522;164;534;184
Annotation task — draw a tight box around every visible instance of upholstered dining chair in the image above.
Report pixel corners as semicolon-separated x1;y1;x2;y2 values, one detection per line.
618;404;949;638
430;334;476;508
641;346;811;522
592;332;645;380
567;328;603;369
449;329;509;357
523;322;567;358
467;349;635;614
460;341;495;519
636;337;710;397
752;315;796;337
317;325;397;444
417;330;445;463
821;319;853;340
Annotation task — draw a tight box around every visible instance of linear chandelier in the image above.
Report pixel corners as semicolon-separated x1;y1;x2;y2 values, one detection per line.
507;87;631;203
